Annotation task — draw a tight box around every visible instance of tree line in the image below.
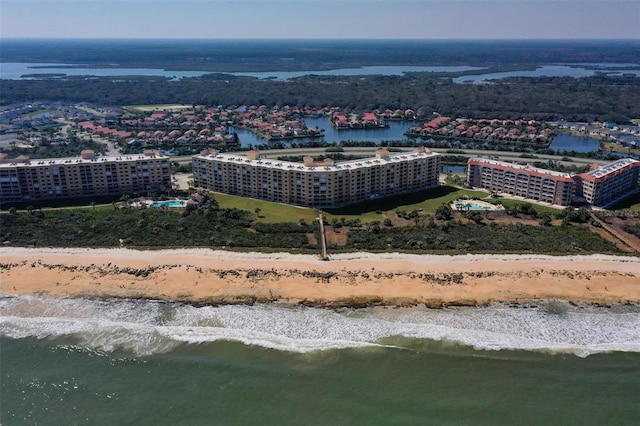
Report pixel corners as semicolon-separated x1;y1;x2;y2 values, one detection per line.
2;73;639;123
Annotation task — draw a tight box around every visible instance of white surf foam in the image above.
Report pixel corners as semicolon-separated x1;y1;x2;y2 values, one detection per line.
1;295;639;357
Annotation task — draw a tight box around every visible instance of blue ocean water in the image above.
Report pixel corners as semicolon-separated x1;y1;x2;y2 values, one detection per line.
1;295;639;425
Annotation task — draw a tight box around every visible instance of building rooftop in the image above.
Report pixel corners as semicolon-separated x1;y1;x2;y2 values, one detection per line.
581;158;640;181
0;150;168;169
468;157;574;182
193;148;439;172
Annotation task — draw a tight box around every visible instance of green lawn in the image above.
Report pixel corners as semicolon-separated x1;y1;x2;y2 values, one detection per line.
600;141;640;157
212;193;319;223
494;198;563;215
324;186;490;221
211;186;493;224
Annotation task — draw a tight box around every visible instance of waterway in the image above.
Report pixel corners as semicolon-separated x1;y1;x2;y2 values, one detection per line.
453;64;640;84
231;118;421;148
2;62;638;83
230;65;485;80
0;63;207;80
233;117;601;154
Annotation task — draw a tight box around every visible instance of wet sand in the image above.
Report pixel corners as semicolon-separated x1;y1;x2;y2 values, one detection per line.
1;248;638;307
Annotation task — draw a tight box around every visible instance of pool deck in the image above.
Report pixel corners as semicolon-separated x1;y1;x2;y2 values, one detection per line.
127;198;188;209
451;199;504;211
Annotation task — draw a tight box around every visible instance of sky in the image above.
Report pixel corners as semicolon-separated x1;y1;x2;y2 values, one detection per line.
1;0;638;40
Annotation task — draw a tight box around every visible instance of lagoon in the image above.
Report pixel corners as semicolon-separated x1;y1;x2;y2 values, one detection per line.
453;64;640;84
230;65;485;80
549;133;600;153
0;62;208;80
234;117;603;154
3;62;638;83
0;63;483;81
231;118;422;148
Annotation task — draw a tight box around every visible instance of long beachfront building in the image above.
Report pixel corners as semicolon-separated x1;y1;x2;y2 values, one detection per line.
0;150;171;203
192;147;440;208
467;157;640;207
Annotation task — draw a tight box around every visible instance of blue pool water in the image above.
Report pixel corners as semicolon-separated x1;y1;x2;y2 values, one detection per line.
455;202;494;211
152;200;186;208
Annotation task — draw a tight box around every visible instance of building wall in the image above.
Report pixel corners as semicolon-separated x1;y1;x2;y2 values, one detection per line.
193;148;440;207
468;157;640;207
579;159;640;206
467;158;575;206
0;150;170;203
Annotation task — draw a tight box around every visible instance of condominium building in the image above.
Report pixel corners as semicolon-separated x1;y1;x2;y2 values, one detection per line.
192;147;440;207
578;158;640;206
0;150;171;203
467;158;576;206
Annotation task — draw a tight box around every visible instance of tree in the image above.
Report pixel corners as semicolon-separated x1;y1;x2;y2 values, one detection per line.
539;213;553;226
435;204;453;221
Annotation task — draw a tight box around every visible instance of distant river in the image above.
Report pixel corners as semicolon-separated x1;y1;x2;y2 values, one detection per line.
2;62;638;82
0;63;482;80
0;63;207;80
453;64;640;84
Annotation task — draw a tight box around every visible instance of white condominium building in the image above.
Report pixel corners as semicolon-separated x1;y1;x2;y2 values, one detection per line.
467;158;576;206
192;147;440;207
0;150;171;203
578;158;640;206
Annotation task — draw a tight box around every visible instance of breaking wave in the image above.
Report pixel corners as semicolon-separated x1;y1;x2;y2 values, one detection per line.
1;295;639;357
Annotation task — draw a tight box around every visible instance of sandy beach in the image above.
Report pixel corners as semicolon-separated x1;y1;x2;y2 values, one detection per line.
1;247;638;307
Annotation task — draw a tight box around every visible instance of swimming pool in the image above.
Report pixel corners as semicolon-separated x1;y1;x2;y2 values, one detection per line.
456;202;494;211
452;199;502;211
152;200;186;208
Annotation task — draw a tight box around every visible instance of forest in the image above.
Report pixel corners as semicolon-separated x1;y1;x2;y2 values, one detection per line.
2;73;639;123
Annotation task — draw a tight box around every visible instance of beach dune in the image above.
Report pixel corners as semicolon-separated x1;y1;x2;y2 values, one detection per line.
1;248;638;307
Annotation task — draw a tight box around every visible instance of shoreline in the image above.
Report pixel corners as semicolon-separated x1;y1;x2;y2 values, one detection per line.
1;248;639;308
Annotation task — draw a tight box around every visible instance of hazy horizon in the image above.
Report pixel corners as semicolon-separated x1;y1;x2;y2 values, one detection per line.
1;1;638;40
2;37;639;41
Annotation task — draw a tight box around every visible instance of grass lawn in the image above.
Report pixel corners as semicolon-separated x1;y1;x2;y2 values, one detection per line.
212;192;318;223
600;141;640;157
324;186;491;221
211;186;493;224
495;198;563;215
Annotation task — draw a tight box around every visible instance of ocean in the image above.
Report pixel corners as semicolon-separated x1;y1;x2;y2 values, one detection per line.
1;295;639;425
